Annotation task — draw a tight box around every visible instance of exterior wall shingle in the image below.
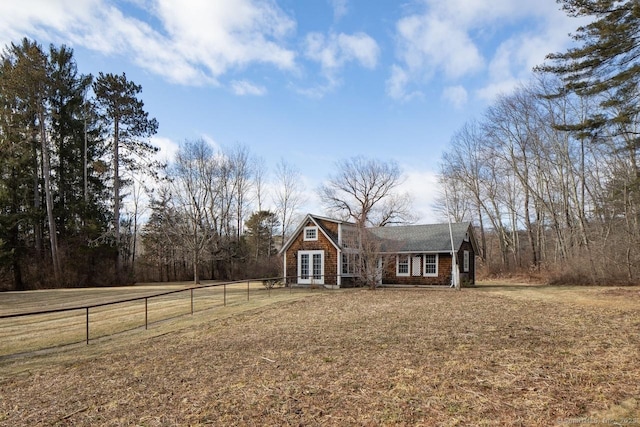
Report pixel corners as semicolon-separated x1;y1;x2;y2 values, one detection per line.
382;253;453;286
283;215;476;288
285;220;338;285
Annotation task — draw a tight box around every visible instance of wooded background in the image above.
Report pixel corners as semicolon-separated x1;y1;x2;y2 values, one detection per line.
2;1;640;289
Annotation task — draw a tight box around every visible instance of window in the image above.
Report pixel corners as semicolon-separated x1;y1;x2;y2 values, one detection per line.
341;227;359;249
304;226;318;241
342;253;358;276
396;255;409;276
463;250;470;273
423;254;438;277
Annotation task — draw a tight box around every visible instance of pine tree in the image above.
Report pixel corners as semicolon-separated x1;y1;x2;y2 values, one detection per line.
0;39;62;281
48;44;94;237
540;0;640;132
93;72;159;281
245;210;279;260
0;47;33;289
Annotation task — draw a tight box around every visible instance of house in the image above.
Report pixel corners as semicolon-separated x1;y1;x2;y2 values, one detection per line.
279;214;477;288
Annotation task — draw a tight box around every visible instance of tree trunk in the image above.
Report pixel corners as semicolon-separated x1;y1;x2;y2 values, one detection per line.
32;133;42;254
193;249;200;284
113;118;121;277
39;108;61;282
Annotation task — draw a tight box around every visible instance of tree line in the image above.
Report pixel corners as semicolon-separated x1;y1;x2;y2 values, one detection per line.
439;0;640;284
0;38;160;290
0;35;310;289
137;140;306;284
17;0;637;289
0;36;411;290
138;146;410;285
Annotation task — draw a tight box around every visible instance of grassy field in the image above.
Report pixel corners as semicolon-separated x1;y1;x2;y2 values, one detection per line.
0;283;639;426
0;281;316;357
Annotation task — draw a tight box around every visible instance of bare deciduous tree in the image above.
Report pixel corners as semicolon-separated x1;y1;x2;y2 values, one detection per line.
252;156;267;212
224;144;253;240
440;73;640;284
170;139;216;284
320;156;413;227
273;158;305;242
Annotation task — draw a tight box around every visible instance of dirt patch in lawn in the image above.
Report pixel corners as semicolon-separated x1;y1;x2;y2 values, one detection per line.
1;289;639;426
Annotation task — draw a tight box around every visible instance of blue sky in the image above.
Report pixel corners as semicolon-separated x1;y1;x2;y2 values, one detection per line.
0;0;584;223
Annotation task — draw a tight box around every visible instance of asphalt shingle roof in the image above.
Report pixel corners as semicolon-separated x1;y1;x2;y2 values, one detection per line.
280;213;473;255
368;222;472;253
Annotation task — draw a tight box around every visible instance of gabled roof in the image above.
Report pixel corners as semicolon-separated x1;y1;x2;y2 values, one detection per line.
279;213;353;254
280;214;476;255
368;222;474;253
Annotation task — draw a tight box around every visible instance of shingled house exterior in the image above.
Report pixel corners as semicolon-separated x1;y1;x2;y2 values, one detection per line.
280;214;477;288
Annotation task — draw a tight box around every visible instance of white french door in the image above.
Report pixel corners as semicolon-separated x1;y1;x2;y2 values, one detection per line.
298;250;324;284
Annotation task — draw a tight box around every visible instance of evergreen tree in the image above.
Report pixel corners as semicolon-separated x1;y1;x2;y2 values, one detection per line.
244;210;279;260
0;39;114;289
0;46;33;289
0;39;62;282
93;72;159;281
540;0;640;133
48;44;94;237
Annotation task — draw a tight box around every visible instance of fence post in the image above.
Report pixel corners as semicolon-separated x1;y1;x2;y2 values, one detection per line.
247;280;250;301
145;298;148;330
190;288;194;315
86;307;89;345
224;283;226;307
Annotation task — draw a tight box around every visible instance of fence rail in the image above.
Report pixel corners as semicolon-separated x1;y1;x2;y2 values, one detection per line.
0;276;336;356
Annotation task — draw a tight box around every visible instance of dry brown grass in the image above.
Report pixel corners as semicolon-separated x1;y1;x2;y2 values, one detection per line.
1;285;639;426
0;281;305;356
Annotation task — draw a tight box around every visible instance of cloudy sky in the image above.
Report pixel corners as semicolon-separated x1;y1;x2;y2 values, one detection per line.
0;0;584;223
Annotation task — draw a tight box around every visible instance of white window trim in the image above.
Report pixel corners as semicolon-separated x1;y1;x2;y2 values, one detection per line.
423;254;438;277
396;255;410;277
298;250;324;284
303;226;318;241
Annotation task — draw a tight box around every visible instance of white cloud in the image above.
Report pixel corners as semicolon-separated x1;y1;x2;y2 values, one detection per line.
201;134;221;152
0;0;99;48
231;80;267;96
155;0;296;78
151;136;180;164
476;11;584;102
395;13;484;80
294;83;337;100
300;30;380;96
386;65;422;101
476;78;521;102
401;168;441;224
328;0;349;21
0;0;297;86
387;0;586;103
304;31;379;72
442;85;468;109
